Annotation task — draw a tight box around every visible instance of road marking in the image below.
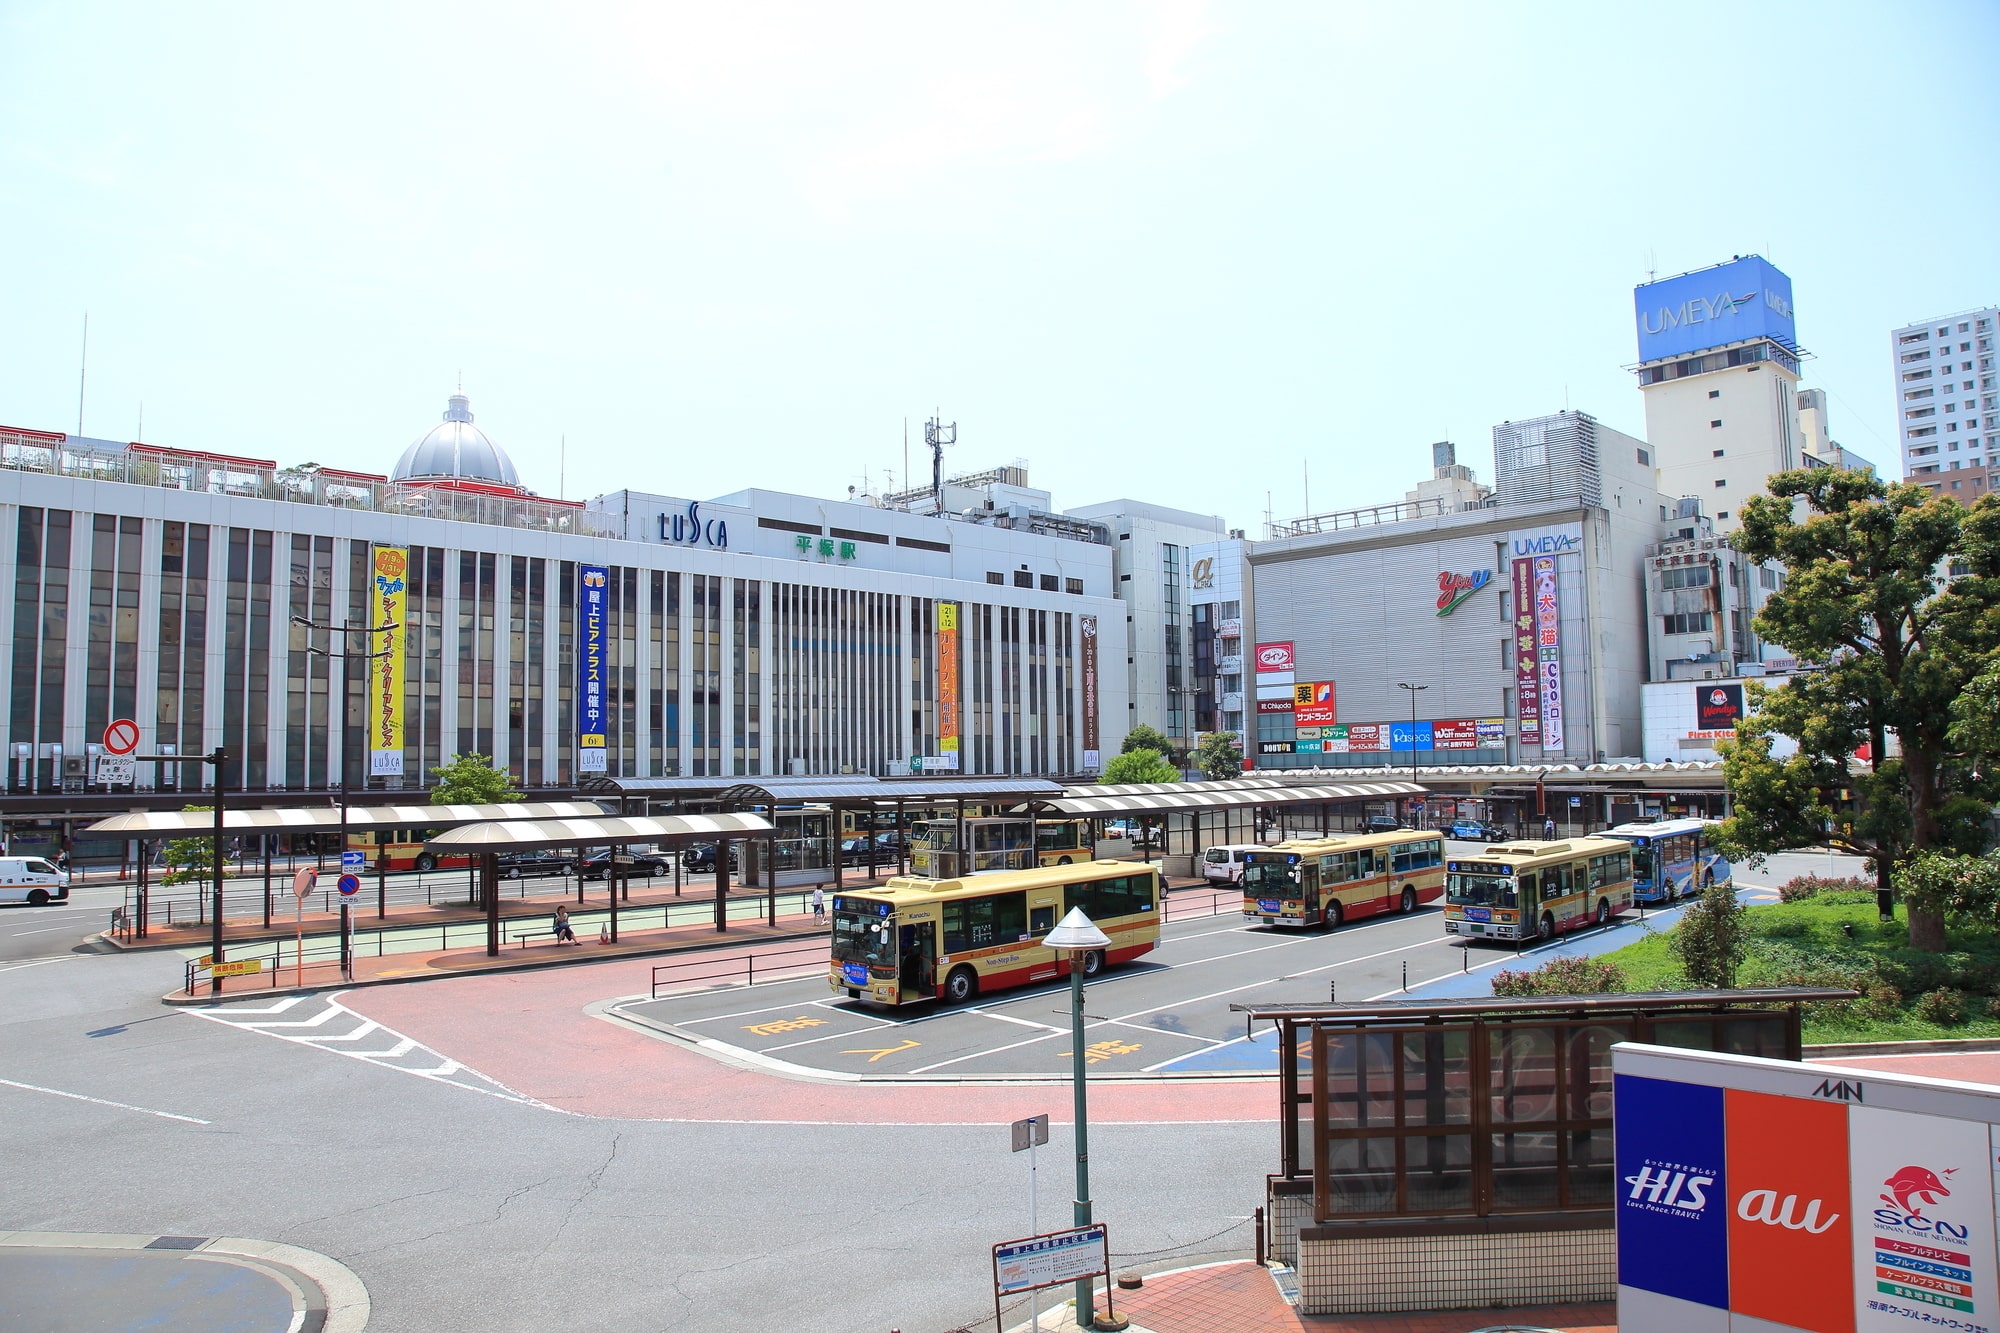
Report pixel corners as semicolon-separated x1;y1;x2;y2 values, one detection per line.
743;1016;827;1036
0;956;71;973
1056;1039;1144;1064
841;1039;921;1063
8;925;77;936
0;1076;210;1124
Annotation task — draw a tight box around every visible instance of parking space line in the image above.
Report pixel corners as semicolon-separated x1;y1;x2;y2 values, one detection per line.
1100;1018;1224;1047
660;992;856;1028
907;1026;1066;1074
1108;934;1451;1025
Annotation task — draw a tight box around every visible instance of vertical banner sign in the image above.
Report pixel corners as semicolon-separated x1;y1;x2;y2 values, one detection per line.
578;565;608;772
1512;558;1542;745
1725;1089;1854;1333
1079;614;1099;768
1851;1107;1998;1331
1533;554;1565;750
368;547;407;776
937;603;961;771
1614;1074;1728;1312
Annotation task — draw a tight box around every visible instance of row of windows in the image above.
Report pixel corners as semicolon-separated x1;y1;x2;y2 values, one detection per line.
1658;565;1712;590
937;875;1156;953
984;570;1085;594
1662;611;1713;635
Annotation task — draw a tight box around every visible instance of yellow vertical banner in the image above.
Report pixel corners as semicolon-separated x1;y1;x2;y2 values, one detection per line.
936;602;959;770
368;546;407;777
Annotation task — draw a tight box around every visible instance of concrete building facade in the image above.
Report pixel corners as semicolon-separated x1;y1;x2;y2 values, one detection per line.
1890;306;1999;501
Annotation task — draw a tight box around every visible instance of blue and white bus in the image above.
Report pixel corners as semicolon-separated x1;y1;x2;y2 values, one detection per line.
1602;819;1732;905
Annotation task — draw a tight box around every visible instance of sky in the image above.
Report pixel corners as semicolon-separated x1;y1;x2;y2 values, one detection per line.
3;1;1996;534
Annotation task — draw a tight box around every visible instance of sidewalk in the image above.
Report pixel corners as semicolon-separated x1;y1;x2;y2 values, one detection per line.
1005;1261;1616;1333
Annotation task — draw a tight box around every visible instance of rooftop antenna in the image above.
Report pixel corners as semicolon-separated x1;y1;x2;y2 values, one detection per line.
76;312;88;437
137;401;143;442
558;434;566;500
926;412;957;514
902;418;908;497
1303;458;1309;515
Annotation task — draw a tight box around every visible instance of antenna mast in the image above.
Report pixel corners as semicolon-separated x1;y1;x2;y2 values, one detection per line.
925;413;957;514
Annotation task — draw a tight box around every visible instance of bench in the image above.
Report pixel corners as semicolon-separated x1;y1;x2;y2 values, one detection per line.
511;928;578;948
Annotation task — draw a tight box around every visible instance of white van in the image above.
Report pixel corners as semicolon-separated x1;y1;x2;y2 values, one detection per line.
0;856;69;906
1202;844;1264;886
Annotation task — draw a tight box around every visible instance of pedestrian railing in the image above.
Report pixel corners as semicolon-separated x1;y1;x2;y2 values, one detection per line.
649;937;830;998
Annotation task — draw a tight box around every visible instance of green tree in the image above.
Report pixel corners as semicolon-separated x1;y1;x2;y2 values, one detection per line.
1100;748;1179;785
1669;883;1748;990
1194;731;1243;781
1121;724;1172;756
1718;469;2000;951
159;805;216;887
429;753;522;805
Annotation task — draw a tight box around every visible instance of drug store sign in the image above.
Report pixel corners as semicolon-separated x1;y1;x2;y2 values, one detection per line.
1613;1043;2000;1333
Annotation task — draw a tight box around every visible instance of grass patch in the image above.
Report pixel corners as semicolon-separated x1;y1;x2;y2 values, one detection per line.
1595;889;2000;1045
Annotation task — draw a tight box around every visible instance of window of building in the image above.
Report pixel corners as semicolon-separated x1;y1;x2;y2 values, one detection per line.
1039;574;1058;592
1660;566;1713;590
1717;511;1729;520
1906;388;1934;400
1636;448;1650;465
1118;573;1131;582
1065;578;1083;595
1901;332;1930;344
1013;570;1034;588
986;572;1004;585
1714;479;1727;487
1662;611;1714;635
1712;448;1725;458
1708;389;1720;399
1905;370;1933;382
1710;419;1723;428
1962;323;1972;333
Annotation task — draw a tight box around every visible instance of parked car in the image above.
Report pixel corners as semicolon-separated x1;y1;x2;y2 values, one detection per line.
681;843;741;874
496;850;570;880
0;855;69;905
1362;815;1403;835
1446;820;1495;841
1202;844;1263;886
580;848;672;880
840;835;905;866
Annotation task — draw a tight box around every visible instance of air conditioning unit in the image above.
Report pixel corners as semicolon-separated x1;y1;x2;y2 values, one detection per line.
61;755;88;779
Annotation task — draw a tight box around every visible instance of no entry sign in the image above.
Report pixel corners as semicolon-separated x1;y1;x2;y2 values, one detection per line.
103;718;140;756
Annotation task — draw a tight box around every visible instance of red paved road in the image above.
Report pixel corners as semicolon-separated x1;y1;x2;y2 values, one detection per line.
343;953;1278;1125
1813;1050;2000;1084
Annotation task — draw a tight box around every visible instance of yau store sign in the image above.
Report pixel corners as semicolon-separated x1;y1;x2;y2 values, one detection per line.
1613;1042;2000;1333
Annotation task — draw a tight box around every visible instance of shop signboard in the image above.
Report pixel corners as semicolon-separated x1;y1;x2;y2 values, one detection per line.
577;563;608;772
1345;723;1386;753
368;546;408;776
1513;557;1542;745
1534;554;1565;750
1255;642;1295;673
1256;698;1294;714
1293;681;1336;726
1257;741;1295;755
1293;727;1322;741
1322;725;1348;753
942;604;966;770
1476;718;1508;748
1614;1042;2000;1333
1432;719;1480;749
1696;683;1744;732
1389;721;1434;752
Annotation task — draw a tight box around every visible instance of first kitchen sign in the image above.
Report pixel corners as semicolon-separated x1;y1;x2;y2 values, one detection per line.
1613;1041;2000;1333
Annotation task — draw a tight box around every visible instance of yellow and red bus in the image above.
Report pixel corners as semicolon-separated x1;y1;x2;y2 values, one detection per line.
829;860;1163;1006
907;816;1101;878
1443;837;1635;942
349;828;470;874
1240;831;1446;929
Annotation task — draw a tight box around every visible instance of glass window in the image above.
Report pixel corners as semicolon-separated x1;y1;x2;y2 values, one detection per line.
941;892;1029;953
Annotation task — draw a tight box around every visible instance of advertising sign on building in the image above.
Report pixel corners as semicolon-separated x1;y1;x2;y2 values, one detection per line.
1614;1043;2000;1333
1436;568;1493;617
1079;613;1098;769
1257;741;1295;755
1389;721;1434;752
940;603;964;771
1696;684;1744;732
1513;558;1542;745
1255;642;1295;673
1293;681;1336;726
1534;554;1565;750
1432;719;1480;749
1345;723;1386;753
1476;718;1508;748
367;546;408;776
1256;698;1294;714
1632;254;1797;365
577;564;609;772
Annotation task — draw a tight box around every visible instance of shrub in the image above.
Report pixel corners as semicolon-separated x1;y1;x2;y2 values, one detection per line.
1491;954;1628;997
1778;874;1875;903
1753;917;1812;940
1670;885;1747;989
1913;988;1970;1027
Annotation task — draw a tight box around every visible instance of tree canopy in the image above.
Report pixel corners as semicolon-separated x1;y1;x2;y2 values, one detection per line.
1716;468;2000;950
1194;731;1244;781
1100;748;1179;785
429;753;522;806
1120;724;1172;756
159;805;217;886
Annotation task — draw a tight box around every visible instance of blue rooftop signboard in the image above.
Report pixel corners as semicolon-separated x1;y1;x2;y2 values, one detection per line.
1633;255;1797;364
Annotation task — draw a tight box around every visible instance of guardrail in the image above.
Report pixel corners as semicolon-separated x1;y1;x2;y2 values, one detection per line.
650;937;831;998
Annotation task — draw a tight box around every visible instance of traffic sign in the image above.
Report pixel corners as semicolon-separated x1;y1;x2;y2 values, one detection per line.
1011;1115;1050;1153
292;867;317;900
102;718;140;755
209;958;263;978
94;754;135;786
341;850;366;872
337;874;361;896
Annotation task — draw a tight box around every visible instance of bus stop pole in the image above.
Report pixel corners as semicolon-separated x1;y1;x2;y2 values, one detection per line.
484;852;500;957
714;839;730;933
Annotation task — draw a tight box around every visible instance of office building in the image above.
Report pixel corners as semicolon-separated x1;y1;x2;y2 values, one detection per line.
1795;388;1877;475
1632;256;1806;534
1890;306;1999;500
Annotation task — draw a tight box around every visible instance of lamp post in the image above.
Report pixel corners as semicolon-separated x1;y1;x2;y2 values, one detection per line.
1397;682;1429;823
1043;906;1113;1330
132;748;226;994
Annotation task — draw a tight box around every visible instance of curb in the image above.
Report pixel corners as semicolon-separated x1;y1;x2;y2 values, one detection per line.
1808;1037;2000;1058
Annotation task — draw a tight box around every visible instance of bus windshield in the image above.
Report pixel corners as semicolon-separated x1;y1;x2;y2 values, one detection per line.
830;907;897;968
1242;859;1298;893
1447;873;1517;908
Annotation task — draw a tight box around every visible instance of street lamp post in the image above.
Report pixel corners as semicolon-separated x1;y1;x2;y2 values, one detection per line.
1397;682;1429;823
131;748;226;994
1043;906;1114;1330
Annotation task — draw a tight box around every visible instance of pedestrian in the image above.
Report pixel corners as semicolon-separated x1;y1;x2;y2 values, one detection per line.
553;904;578;945
1542;816;1556;840
811;885;825;921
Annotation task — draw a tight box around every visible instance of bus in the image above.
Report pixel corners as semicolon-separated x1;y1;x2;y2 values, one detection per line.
829;860;1163;1006
908;817;1103;878
1239;831;1446;929
1601;818;1732;904
1443;837;1635;942
349;827;471;874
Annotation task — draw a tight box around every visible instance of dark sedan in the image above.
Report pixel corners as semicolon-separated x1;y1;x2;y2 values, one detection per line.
579;848;673;880
496;850;571;880
681;843;741;874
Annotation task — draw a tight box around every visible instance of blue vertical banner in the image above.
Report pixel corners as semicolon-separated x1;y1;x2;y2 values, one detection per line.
578;564;608;773
1615;1073;1729;1312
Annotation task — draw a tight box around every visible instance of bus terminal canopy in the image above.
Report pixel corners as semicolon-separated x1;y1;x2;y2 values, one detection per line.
1044;780;1426;817
84;801;614;837
425;811;776;854
579;774;1066;806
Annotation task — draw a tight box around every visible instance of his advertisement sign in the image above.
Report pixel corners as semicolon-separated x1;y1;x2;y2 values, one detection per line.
1293;681;1336;726
1696;684;1744;732
368;546;407;776
1613;1043;2000;1333
577;564;609;772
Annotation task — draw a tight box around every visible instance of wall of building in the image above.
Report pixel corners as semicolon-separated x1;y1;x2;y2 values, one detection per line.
1891;307;1999;502
1641;675;1797;764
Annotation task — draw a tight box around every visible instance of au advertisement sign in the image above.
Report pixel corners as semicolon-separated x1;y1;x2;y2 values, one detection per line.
1614;1047;2000;1333
1633;255;1798;364
577;564;608;772
367;546;407;776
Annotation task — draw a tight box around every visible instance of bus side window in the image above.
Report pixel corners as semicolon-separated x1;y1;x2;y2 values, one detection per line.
1030;904;1055;933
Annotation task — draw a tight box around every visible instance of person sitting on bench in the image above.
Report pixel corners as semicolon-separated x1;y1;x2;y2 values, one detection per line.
553;905;578;945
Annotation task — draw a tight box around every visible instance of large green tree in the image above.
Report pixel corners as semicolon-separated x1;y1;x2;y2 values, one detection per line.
1100;748;1179;785
429;753;522;805
1121;724;1172;756
1718;469;2000;950
1194;731;1244;781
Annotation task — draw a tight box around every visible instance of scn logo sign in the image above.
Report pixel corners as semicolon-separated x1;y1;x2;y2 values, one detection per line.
1812;1077;1864;1102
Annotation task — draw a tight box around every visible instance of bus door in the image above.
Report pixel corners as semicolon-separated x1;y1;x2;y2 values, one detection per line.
898;921;937;1002
1518;873;1540;936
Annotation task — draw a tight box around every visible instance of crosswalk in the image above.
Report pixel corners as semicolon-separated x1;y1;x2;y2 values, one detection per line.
184;993;556;1111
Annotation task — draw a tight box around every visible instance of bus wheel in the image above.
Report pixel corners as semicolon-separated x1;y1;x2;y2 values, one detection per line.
1596;898;1611;926
944;966;978;1004
27;889;49;906
415;853;437;873
1399;887;1417;914
1081;949;1105;978
1323;901;1344;931
1539;912;1556;941
1056;856;1072;866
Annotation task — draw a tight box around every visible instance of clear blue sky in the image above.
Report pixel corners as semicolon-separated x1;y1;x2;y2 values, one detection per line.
3;2;1994;533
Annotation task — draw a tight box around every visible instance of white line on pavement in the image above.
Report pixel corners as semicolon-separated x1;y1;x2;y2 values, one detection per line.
0;1076;210;1124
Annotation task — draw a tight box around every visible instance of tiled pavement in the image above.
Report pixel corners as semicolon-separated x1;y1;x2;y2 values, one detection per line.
1006;1262;1615;1333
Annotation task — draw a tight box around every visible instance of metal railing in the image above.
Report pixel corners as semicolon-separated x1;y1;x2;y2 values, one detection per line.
650;937;831;997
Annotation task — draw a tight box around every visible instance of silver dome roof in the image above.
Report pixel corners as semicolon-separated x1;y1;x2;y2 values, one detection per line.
392;393;521;487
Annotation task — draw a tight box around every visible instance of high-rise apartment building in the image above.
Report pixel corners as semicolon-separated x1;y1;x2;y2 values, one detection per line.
1890;306;1999;502
1631;256;1806;534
